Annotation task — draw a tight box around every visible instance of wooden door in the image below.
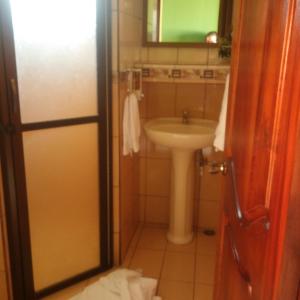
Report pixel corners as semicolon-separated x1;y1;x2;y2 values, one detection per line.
215;0;300;299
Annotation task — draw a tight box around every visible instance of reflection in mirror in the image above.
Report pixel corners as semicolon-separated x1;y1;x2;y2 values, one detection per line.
144;0;233;46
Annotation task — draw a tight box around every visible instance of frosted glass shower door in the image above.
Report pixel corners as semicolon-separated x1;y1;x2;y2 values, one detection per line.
0;0;111;298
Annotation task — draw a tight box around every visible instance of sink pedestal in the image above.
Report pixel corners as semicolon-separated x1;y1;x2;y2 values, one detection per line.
167;149;195;244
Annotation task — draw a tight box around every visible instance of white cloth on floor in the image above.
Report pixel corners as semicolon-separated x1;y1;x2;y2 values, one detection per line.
213;73;230;151
70;269;159;300
123;93;141;156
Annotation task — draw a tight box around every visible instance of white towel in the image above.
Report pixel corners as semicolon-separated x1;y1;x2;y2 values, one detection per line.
123;93;141;156
213;74;230;151
70;269;159;300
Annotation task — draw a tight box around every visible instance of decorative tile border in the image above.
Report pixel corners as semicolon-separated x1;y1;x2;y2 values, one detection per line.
135;64;230;84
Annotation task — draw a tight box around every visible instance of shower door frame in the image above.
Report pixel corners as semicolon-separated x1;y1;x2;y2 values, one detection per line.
0;0;113;299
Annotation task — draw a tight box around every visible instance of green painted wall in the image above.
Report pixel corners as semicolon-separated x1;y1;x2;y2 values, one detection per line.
161;0;220;42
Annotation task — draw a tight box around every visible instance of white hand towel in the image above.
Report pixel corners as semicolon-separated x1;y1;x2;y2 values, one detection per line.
213;74;230;151
123;93;141;156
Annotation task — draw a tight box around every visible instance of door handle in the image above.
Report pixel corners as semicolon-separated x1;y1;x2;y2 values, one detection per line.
226;224;252;295
228;158;270;230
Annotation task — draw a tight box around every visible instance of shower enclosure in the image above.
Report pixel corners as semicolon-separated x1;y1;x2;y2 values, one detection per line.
0;0;113;298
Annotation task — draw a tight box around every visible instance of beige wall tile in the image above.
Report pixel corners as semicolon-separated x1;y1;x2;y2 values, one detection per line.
193;200;199;228
137;227;167;250
129;249;164;278
178;48;208;65
119;80;127;125
112;81;119;138
198;201;220;229
132;0;143;18
112;0;118;11
140;47;149;63
119;13;141;45
208;48;230;65
119;0;134;16
119;45;141;70
158;280;194;300
194;164;201;200
118;0;143;261
120;155;139;257
139;119;147;157
205;83;225;121
146;158;171;197
139;157;147;195
161;252;195;282
194;284;213;300
118;12;142;69
148;48;178;64
139;195;146;222
146;83;176;118
119;0;143;17
175;83;205;118
200;167;224;203
146;140;171;159
139;83;147;118
145;196;169;224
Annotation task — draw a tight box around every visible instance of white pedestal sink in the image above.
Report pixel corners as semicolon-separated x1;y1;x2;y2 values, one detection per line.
144;118;217;244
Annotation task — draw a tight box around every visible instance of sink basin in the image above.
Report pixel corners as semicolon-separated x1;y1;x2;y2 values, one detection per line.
144;118;217;150
144;117;217;244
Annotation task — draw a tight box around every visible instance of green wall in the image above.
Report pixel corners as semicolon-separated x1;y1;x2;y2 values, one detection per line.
161;0;220;42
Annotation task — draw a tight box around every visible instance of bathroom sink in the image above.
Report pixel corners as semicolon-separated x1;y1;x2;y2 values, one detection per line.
144;117;217;244
144;118;217;150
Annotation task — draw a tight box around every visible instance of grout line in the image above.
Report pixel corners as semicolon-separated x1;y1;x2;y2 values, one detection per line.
144;157;148;223
156;229;168;294
192;232;198;300
127;225;144;267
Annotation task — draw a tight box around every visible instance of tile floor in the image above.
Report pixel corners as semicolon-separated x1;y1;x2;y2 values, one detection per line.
124;225;217;300
43;225;217;300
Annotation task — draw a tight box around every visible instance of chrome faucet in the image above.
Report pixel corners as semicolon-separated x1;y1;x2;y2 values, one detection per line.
182;110;190;124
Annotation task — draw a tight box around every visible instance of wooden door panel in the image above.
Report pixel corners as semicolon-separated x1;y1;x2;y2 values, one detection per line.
230;0;271;211
217;218;252;300
215;0;296;298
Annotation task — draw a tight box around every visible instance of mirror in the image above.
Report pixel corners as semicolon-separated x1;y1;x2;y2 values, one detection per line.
143;0;233;46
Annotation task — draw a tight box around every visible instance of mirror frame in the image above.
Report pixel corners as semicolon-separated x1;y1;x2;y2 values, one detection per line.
142;0;233;48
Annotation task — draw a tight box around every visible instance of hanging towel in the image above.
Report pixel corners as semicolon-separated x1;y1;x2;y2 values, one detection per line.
70;269;160;300
213;74;230;151
123;93;141;156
